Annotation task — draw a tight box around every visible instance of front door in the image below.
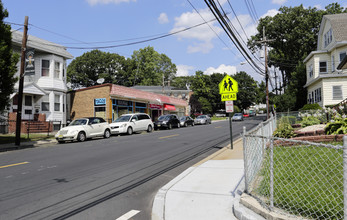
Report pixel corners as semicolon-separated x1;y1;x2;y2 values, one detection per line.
23;95;34;120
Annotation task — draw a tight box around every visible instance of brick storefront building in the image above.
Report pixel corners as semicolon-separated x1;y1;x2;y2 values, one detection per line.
67;84;189;122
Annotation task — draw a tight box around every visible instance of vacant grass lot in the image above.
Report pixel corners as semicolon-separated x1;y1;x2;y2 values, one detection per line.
254;144;343;219
0;133;55;144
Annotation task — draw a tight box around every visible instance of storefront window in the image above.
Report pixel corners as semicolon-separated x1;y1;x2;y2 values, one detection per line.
94;98;106;119
135;102;147;113
112;99;133;120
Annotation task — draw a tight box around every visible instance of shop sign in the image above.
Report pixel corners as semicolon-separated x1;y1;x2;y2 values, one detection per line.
117;100;131;106
150;104;162;109
95;98;106;106
164;104;176;111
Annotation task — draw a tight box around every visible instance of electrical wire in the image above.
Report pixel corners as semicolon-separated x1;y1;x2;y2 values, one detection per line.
186;0;240;59
204;0;265;76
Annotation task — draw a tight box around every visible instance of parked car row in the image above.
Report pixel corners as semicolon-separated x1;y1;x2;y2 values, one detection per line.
55;113;211;143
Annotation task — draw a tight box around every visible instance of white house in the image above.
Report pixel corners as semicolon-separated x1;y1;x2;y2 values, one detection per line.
10;30;73;130
303;13;347;107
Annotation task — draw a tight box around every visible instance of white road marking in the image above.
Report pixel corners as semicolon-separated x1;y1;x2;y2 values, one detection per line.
116;210;140;220
5;175;13;179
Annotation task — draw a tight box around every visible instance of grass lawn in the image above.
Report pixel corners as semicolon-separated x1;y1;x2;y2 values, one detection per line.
254;144;343;219
0;133;55;144
211;116;228;121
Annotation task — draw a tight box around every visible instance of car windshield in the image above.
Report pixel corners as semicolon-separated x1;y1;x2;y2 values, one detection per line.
234;113;242;116
158;115;170;121
69;119;88;126
196;115;206;119
180;116;186;120
114;115;131;122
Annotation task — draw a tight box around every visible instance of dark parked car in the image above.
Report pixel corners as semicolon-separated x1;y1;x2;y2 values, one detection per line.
180;116;195;127
154;114;181;130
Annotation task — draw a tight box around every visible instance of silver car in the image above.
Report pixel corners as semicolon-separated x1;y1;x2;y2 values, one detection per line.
194;115;211;125
232;113;244;121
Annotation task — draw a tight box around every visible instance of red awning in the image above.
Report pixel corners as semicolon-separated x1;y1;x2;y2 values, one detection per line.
164;104;176;111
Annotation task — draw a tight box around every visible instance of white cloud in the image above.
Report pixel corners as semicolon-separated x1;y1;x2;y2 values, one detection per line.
272;0;287;5
86;0;136;6
158;13;169;24
176;65;195;76
171;8;222;53
313;4;322;10
261;9;279;18
204;64;237;75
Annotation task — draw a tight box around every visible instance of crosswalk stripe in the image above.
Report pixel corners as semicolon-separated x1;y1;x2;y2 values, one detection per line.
116;210;140;220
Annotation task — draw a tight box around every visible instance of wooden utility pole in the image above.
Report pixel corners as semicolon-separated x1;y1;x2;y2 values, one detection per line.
258;26;274;120
15;16;29;146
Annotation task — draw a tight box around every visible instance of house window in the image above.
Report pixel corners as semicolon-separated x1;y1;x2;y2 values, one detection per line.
41;95;49;111
12;95;18;105
54;94;60;111
324;28;332;48
309;64;313;78
340;52;346;63
308;93;311;104
333;86;343;100
24;95;32;106
42;60;50;77
318;88;322;102
54;62;60;78
319;61;327;73
332;55;335;72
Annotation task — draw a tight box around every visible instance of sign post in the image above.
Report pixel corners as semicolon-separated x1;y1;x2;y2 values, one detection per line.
219;75;238;150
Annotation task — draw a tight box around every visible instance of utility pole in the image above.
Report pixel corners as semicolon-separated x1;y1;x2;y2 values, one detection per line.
15;16;29;146
257;26;274;120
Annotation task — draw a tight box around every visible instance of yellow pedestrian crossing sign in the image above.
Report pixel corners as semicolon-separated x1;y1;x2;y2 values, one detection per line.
221;93;237;101
219;75;238;94
219;75;238;101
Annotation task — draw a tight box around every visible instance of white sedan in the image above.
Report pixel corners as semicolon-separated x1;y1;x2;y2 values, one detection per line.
55;117;111;143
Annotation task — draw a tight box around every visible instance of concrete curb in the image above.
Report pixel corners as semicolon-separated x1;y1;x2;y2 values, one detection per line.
152;167;197;220
0;139;57;152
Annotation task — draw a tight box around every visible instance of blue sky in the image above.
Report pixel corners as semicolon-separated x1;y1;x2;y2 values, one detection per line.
3;0;345;82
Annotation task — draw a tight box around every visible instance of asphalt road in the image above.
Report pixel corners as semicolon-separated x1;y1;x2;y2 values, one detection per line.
0;117;264;220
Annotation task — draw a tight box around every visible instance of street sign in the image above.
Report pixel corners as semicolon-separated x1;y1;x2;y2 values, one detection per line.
225;101;234;113
219;75;238;94
221;93;237;101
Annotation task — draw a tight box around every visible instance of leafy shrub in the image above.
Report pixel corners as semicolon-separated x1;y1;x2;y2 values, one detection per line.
300;116;321;128
300;103;322;111
273;123;296;138
325;118;347;135
279;116;297;125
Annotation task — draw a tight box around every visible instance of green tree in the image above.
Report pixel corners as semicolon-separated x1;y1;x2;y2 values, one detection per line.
0;1;18;113
67;50;129;89
233;71;257;111
255;81;266;104
249;3;346;110
130;46;177;86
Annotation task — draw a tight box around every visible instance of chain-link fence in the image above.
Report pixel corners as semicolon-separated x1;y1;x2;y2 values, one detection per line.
243;117;347;219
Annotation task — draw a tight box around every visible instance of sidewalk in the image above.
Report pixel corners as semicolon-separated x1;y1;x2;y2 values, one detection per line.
151;138;265;220
0;137;57;152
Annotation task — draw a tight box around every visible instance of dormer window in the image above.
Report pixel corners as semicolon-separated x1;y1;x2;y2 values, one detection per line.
324;28;332;48
319;61;327;73
309;64;313;78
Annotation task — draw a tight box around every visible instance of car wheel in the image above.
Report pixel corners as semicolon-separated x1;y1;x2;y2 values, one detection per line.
147;125;153;133
168;123;172;129
184;122;187;127
77;131;86;142
205;120;207;125
192;122;195;126
127;127;133;135
104;129;111;138
177;123;180;128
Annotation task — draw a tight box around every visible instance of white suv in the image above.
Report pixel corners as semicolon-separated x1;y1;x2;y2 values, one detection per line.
110;113;154;135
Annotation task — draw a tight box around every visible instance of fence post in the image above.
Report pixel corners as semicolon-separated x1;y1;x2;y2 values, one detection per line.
343;136;347;220
270;137;274;209
242;126;248;193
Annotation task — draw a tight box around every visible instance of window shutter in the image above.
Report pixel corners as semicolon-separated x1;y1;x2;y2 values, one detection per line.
333;86;343;100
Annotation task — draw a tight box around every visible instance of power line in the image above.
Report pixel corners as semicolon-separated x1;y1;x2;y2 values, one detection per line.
204;0;265;76
186;0;240;59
